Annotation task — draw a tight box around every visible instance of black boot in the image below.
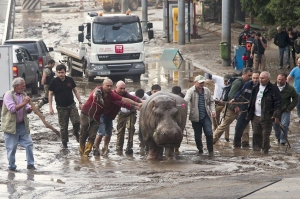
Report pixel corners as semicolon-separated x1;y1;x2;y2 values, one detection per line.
206;135;214;156
195;138;203;154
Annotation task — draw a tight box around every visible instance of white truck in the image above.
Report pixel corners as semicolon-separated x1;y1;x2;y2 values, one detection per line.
59;11;152;82
0;46;13;108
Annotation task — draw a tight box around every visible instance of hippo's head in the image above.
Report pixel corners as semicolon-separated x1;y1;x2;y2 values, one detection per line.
149;95;184;147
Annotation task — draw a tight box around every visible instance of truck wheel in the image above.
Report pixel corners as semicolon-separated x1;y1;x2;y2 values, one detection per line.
113;3;121;12
129;0;139;11
69;58;77;76
103;1;113;12
77;70;83;77
88;76;95;82
31;73;39;95
67;57;72;72
132;74;141;82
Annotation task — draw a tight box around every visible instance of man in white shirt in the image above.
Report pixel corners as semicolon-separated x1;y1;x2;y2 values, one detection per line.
116;89;149;154
205;73;232;142
247;71;281;154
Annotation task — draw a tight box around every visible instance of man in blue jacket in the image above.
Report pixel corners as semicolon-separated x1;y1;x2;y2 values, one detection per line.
230;71;260;148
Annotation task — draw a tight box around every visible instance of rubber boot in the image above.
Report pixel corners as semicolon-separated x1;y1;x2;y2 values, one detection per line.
73;122;80;143
83;142;93;157
125;128;134;154
80;143;86;156
206;135;214;156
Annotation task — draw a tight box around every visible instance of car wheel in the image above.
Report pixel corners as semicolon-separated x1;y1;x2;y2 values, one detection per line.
129;0;139;11
31;73;39;95
38;75;44;90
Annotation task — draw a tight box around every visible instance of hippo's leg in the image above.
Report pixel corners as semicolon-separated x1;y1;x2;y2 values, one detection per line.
165;147;174;160
147;139;162;159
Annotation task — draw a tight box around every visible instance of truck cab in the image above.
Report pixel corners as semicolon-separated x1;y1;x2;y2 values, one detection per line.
79;12;146;82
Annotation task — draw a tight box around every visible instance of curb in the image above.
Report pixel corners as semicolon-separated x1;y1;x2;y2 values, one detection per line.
15;7;100;13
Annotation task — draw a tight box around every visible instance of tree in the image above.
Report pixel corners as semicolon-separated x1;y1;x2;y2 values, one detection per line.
235;0;245;22
240;0;300;27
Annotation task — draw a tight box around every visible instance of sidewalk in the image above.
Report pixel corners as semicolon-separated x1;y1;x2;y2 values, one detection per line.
245;178;300;199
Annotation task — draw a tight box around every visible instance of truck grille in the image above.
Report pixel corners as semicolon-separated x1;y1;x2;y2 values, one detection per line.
98;53;140;61
107;64;131;71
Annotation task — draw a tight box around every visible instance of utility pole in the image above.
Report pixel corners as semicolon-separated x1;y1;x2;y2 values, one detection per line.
163;0;166;35
221;0;231;66
121;0;128;13
178;0;185;45
142;0;148;32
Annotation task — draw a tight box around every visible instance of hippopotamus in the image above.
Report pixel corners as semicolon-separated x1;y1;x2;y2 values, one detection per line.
139;92;187;159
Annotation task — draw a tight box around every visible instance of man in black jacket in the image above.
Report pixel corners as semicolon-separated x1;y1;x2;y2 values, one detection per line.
274;26;290;68
247;71;281;154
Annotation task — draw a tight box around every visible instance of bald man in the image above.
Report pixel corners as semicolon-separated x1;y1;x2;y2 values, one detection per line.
80;79;142;157
247;71;281;154
93;80;142;156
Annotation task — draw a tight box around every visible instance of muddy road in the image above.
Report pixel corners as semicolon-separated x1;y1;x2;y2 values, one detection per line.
1;4;300;199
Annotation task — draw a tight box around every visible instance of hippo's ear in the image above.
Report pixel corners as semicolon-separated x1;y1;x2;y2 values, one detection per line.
150;100;155;109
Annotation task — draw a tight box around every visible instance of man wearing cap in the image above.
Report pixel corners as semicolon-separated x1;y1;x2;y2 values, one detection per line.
213;68;253;144
205;73;232;142
245;31;256;68
184;75;216;156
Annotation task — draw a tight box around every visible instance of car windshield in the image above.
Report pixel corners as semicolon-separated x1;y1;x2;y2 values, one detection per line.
92;22;143;44
5;42;38;55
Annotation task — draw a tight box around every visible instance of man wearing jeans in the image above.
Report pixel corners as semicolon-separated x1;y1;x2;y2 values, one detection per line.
288;58;300;120
274;26;290;68
1;77;35;171
184;75;216;156
273;73;298;145
231;71;260;148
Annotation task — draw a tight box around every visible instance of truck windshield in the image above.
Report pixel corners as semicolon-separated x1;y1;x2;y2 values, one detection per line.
92;22;143;44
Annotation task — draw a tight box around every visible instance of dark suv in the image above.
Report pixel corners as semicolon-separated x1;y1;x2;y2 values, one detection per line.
4;39;53;87
11;45;40;94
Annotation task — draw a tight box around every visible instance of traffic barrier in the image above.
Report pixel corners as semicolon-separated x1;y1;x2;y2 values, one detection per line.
22;0;41;10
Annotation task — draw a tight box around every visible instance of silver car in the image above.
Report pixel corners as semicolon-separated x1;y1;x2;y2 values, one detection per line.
4;39;53;88
11;45;40;94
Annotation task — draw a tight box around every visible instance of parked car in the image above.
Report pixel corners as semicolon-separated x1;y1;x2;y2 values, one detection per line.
4;39;53;88
11;45;40;94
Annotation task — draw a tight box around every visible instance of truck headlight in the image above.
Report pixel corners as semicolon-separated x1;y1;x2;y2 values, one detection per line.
133;63;145;69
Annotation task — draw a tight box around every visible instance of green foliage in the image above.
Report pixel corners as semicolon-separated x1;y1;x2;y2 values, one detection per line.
240;0;300;26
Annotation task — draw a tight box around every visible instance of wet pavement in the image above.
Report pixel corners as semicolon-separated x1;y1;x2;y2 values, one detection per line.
1;2;300;198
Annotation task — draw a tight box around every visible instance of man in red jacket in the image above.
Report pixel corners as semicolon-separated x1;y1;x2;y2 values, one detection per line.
93;80;143;156
79;79;142;157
